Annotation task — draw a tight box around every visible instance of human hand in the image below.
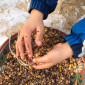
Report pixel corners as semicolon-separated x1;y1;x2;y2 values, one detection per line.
32;42;73;69
16;9;44;60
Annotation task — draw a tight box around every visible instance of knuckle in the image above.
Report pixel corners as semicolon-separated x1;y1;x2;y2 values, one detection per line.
24;35;28;38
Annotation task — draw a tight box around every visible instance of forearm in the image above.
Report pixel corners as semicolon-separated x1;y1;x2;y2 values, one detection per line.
29;0;58;19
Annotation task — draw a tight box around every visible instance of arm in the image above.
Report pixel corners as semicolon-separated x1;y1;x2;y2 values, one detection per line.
32;18;85;69
16;0;58;60
64;18;85;58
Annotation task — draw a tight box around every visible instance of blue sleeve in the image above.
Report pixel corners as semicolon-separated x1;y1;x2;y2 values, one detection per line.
29;0;58;19
64;18;85;58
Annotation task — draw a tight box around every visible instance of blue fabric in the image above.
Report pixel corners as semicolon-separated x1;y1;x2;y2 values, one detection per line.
29;0;58;19
64;33;81;45
70;43;83;58
64;18;85;45
72;18;85;43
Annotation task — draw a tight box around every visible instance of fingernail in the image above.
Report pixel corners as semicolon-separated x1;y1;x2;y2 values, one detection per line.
37;41;42;46
21;57;24;60
33;59;36;63
29;54;32;58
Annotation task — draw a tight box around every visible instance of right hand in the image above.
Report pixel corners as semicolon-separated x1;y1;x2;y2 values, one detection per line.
16;9;44;60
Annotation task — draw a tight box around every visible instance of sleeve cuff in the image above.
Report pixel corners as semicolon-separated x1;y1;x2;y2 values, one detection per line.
70;43;83;58
64;33;81;45
29;0;49;19
64;33;83;58
64;18;85;58
64;34;83;58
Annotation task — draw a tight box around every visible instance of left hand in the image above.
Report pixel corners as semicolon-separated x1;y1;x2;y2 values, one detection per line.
32;42;73;69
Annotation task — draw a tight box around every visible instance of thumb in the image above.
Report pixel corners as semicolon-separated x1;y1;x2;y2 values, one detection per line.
33;55;48;63
35;26;44;46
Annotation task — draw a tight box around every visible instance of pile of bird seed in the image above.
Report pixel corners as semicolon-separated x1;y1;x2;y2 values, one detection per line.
0;28;81;85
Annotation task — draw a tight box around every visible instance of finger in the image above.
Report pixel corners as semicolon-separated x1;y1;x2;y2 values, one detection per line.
18;37;25;60
16;43;20;57
32;63;52;69
33;55;48;63
24;32;33;58
35;26;44;46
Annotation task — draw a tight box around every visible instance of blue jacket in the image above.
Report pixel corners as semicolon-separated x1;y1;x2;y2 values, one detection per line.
29;0;85;58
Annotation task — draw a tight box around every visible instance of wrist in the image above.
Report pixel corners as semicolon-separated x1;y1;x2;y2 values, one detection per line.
30;9;44;20
63;42;74;57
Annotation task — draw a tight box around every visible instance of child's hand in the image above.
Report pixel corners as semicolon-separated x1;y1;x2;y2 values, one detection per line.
16;9;44;60
32;42;73;69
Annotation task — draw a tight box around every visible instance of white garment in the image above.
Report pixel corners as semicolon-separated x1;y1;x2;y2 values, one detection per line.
78;40;85;57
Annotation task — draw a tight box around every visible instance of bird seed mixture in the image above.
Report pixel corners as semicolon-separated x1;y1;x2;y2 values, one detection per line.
0;28;81;85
